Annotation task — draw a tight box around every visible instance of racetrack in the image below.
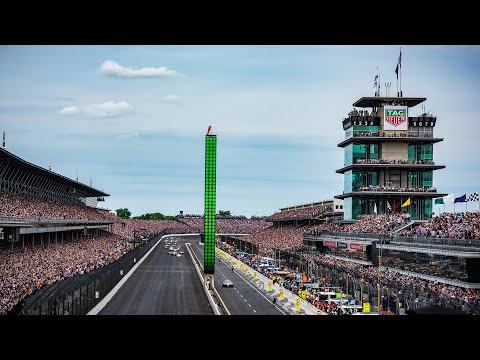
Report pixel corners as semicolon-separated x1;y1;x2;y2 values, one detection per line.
98;235;214;315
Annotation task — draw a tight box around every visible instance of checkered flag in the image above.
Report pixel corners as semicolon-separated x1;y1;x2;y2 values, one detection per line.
467;192;479;202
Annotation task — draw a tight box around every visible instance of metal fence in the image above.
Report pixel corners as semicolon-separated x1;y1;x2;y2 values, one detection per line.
16;231;166;315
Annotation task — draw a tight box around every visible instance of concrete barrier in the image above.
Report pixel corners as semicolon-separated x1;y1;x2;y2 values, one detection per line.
186;243;220;315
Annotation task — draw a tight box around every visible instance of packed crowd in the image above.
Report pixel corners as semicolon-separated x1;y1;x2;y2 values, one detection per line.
306;214;410;237
352;131;433;138
0;233;133;314
302;212;480;241
356;185;437;193
180;217;271;234
266;204;333;221
243;224;305;255
355;158;434;165
397;212;480;239
0;192;114;221
348;109;371;117
111;219;194;239
301;253;480;313
380;253;468;282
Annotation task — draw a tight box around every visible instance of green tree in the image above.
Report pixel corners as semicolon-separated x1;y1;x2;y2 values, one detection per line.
132;212;179;221
116;208;131;219
218;210;231;217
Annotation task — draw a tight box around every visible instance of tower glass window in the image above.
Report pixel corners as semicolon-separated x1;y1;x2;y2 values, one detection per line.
370;144;379;159
408;171;418;188
422;171;433;188
420;144;433;161
408;144;416;161
352;144;366;164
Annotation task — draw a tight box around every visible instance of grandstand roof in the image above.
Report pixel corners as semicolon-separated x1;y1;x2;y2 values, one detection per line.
0;147;109;197
280;200;334;211
353;97;426;108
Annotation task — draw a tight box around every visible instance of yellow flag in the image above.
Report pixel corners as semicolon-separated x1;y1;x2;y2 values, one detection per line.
401;197;411;207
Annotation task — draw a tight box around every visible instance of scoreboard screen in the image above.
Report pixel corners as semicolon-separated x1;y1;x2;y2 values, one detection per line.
408;117;436;127
343;116;380;130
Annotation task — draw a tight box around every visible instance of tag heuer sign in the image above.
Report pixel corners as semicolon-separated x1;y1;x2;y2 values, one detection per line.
384;106;408;131
385;110;405;126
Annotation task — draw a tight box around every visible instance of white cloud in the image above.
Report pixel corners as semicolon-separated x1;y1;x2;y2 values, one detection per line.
160;95;180;103
59;106;80;115
84;101;133;118
98;60;183;78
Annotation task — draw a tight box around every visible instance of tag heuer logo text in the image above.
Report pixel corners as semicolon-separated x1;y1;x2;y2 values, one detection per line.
385;109;406;127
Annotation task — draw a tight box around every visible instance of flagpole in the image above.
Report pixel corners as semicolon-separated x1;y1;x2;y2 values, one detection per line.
378;68;381;97
396;63;399;96
399;47;402;97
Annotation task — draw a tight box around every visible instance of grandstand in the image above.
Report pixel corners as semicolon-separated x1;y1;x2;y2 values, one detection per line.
267;199;343;222
0;147;122;246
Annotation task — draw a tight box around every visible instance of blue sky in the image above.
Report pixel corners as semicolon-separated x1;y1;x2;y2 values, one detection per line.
1;45;479;217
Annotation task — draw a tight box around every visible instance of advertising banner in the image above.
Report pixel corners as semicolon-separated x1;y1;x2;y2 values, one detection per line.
324;241;336;248
384;106;408;131
349;243;364;251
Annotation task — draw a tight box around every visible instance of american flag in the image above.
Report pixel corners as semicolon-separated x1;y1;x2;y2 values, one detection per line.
467;192;479;202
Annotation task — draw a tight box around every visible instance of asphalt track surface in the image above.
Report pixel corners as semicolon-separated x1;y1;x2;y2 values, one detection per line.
190;237;286;315
99;235;214;315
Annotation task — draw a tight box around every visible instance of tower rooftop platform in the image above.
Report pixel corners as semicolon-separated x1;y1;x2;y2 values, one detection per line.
353;97;426;108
